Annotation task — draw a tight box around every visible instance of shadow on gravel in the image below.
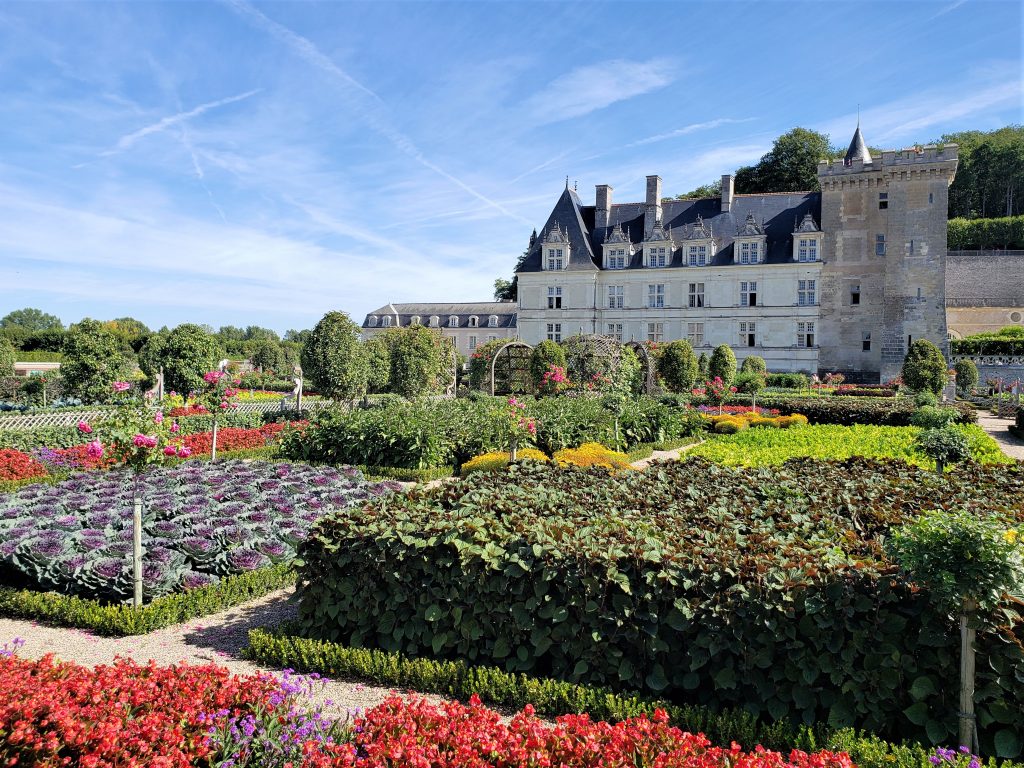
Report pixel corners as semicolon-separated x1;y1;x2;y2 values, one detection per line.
180;589;298;657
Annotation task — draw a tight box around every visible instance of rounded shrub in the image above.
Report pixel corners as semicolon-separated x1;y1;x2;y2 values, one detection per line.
713;418;747;434
553;442;631;471
733;372;766;395
901;339;948;395
60;319;129;403
301;311;369;401
657;340;698;393
910;405;958;430
697;352;710;380
740;356;767;375
460;448;549;477
249;337;284;373
364;335;391;394
915;425;970;472
954;359;979;395
708;345;737;388
161;324;218;396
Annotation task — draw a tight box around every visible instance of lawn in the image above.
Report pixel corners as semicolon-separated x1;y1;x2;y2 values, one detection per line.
686;423;1010;468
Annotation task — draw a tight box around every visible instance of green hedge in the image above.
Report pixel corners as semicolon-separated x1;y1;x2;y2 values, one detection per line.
948;215;1024;250
246;626;1024;768
951;338;1024;356
281;397;705;471
752;396;976;426
297;459;1024;752
0;564;294;636
13;350;64;362
360;465;454;482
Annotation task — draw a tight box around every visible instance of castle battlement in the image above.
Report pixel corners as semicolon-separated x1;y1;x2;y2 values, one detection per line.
818;143;959;178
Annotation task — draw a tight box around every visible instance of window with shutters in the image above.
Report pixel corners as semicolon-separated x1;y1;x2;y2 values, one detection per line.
687;322;704;347
798;322;815;348
740;322;756;347
740;281;757;307
688;283;704;308
647;323;664;343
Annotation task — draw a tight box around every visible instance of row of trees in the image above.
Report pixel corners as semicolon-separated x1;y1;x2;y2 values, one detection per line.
301;312;457;401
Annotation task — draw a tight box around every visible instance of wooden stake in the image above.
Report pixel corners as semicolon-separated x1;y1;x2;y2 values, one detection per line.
959;604;977;752
132;491;143;609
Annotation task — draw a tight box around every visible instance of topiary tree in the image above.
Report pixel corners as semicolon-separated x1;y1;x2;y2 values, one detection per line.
657;340;699;393
708;344;737;388
902;339;948;395
249;337;284;373
301;311;369;401
916;425;971;473
60;318;130;404
364;335;391;394
161;324;218;396
954;359;979;395
529;340;567;391
740;355;767;375
0;335;15;377
697;352;710;380
382;325;449;399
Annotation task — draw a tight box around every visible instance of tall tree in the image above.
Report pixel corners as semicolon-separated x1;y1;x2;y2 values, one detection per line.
1;308;63;333
735;128;837;194
943;126;1024;219
301;311;369;401
60;319;130;403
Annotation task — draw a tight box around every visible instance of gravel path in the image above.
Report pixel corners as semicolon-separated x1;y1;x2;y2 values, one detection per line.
977;413;1024;461
0;588;437;718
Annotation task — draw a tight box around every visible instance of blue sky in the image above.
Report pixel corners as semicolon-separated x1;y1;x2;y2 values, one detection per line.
0;0;1021;334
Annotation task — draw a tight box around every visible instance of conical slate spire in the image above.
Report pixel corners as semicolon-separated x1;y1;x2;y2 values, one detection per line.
844;123;872;166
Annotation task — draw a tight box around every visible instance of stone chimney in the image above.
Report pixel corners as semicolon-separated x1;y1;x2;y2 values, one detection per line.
721;174;734;212
595;184;613;230
645;175;662;235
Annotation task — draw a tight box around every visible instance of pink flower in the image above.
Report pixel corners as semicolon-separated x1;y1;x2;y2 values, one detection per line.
163;445;178;456
220;401;229;410
203;371;224;383
85;441;104;459
154;412;164;425
177;446;191;458
112;381;131;393
170;422;180;433
224;388;238;398
77;421;92;434
507;397;521;408
132;434;158;448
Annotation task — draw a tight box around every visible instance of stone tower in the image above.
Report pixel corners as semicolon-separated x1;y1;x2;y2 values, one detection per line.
817;127;958;382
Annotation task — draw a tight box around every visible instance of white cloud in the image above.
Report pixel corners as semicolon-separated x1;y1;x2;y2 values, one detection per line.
523;58;676;124
627;118;757;148
97;89;262;157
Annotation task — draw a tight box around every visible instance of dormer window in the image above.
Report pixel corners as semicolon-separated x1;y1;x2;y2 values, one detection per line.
683;216;715;267
644;223;673;268
734;213;766;265
367;316;378;327
603;225;631;269
468;316;479;327
738;241;760;264
488;315;499;327
429;315;440;327
542;223;570;270
793;213;822;262
448;316;459;328
646;246;669;267
382;316;392;327
410;315;421;325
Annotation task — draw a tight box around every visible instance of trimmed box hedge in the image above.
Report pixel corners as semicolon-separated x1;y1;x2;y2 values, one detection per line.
297;458;1024;753
0;563;294;636
245;626;1024;768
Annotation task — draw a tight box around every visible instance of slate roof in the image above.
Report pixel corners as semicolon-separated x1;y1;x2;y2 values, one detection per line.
517;189;821;272
945;252;1024;307
844;125;872;166
364;302;517;329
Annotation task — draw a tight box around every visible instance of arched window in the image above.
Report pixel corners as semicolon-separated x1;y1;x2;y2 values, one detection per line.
382;316;392;327
449;316;459;327
367;316;378;327
410;315;421;325
488;315;499;327
429;316;440;327
468;316;479;327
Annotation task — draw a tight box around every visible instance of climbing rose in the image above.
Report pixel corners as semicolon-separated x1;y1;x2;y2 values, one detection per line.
85;441;104;459
77;421;92;434
112;381;131;392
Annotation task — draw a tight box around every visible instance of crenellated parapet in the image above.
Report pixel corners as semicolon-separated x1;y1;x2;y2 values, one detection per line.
818;144;959;189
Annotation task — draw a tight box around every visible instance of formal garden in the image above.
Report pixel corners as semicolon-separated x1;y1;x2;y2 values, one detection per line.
1;312;1023;767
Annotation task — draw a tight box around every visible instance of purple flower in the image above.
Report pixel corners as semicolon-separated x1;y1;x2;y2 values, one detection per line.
93;558;124;579
226;547;270;572
182;571;217;590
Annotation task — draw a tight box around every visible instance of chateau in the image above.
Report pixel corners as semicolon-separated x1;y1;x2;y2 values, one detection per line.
515;126;958;383
361;126;1016;384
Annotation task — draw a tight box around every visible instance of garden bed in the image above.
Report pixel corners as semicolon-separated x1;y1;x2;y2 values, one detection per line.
0;459;399;603
296;458;1024;750
687;423;1010;467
